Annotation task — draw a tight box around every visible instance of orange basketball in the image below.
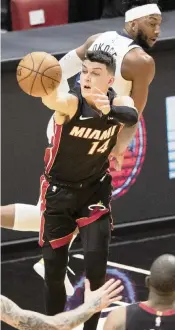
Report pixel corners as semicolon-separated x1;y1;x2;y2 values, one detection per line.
16;52;62;97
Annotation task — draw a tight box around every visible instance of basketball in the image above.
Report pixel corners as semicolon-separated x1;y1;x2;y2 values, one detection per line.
16;52;62;97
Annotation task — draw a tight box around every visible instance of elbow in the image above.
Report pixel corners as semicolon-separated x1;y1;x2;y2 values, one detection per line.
111;105;138;127
123;106;138;127
125;110;138;127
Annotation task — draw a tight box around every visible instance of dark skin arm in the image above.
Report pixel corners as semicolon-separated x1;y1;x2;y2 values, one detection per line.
113;47;155;162
122;47;155;114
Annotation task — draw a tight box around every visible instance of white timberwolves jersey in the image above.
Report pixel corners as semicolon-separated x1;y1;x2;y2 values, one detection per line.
89;31;140;96
47;31;140;142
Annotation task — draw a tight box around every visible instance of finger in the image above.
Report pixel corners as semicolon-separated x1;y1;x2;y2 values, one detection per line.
106;280;122;293
92;94;108;100
84;278;91;291
91;87;105;95
95;98;109;103
100;105;110;110
83;92;92;98
108;285;124;299
109;295;123;304
100;106;110;115
102;279;115;290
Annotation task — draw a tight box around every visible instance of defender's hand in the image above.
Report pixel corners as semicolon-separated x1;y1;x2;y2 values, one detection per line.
84;278;123;313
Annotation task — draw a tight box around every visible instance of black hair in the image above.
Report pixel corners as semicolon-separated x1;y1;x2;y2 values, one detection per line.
122;0;159;13
85;50;116;75
150;254;175;294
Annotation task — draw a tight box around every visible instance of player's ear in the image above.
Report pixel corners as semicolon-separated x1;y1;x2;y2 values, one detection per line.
108;76;115;87
130;20;138;33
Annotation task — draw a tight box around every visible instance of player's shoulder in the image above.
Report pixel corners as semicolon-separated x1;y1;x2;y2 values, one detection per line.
101;31;118;37
88;31;117;43
104;306;126;330
123;47;155;81
68;87;83;105
125;47;155;68
69;86;81;98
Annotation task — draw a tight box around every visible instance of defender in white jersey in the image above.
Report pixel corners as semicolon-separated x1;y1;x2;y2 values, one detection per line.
1;0;162;293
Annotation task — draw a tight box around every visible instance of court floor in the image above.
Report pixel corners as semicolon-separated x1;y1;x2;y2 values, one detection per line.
1;223;175;329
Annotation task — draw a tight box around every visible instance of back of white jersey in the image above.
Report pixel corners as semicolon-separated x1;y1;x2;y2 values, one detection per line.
89;31;140;96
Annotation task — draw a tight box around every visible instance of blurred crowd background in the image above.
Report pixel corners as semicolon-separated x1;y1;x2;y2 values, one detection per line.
1;0;175;33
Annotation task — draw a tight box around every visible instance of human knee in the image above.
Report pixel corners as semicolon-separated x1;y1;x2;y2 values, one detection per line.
43;245;68;282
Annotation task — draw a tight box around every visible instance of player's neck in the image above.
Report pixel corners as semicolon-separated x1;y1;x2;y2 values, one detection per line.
144;292;175;310
122;28;135;41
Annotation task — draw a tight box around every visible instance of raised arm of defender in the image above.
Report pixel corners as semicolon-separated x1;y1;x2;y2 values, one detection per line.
58;34;101;79
1;279;123;330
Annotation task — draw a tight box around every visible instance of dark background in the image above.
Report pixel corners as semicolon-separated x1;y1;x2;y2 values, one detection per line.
111;49;175;224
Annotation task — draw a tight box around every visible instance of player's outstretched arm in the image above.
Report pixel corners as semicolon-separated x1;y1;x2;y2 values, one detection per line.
1;279;123;330
1;295;59;330
42;91;78;124
0;204;40;232
58;33;101;80
0;205;15;229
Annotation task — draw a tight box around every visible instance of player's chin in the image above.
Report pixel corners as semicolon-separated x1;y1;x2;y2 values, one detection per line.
81;87;91;97
147;39;157;47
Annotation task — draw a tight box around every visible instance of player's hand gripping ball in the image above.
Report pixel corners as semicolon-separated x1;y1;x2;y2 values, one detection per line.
16;52;62;97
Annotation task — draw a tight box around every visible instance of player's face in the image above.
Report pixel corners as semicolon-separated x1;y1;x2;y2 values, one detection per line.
135;14;162;49
80;60;114;97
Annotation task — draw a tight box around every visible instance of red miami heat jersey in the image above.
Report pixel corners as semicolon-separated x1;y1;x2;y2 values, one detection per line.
126;302;175;330
44;87;121;184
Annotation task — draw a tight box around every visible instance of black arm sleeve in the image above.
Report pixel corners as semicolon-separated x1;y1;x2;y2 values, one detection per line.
110;105;138;127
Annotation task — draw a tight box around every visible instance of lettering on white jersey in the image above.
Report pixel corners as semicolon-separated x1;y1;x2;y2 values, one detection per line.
92;43;117;56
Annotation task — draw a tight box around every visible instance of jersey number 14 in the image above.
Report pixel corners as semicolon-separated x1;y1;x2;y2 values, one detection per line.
88;138;110;155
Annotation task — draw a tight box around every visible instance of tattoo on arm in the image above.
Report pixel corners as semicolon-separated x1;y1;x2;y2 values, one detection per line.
1;295;101;330
1;295;58;330
54;296;101;329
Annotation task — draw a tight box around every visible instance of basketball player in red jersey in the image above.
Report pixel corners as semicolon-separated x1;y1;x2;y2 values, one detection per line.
37;50;138;329
104;254;175;330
